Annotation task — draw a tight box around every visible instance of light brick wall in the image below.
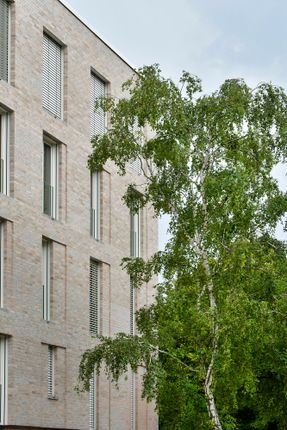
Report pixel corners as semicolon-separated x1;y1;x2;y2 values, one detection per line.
0;0;158;428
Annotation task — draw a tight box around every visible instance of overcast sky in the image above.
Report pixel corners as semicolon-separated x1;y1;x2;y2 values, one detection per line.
64;0;287;245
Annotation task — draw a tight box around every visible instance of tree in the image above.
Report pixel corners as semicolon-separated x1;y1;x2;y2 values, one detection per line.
79;65;287;429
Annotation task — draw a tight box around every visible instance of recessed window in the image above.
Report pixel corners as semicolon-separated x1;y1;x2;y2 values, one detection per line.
0;221;4;308
90;72;106;138
43;139;58;219
0;0;10;82
89;260;100;336
43;33;63;119
130;211;140;258
0;335;7;425
42;239;51;321
48;345;56;399
89;373;97;430
0;111;9;195
91;172;100;240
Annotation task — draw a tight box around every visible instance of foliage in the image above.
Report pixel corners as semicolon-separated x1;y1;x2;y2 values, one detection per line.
80;65;287;429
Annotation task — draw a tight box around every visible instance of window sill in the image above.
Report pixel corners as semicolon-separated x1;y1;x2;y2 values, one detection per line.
48;395;58;401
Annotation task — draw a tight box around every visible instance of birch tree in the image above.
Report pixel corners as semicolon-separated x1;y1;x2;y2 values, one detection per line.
79;65;287;429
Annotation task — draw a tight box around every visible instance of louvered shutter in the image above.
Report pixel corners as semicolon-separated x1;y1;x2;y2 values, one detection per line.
90;261;99;335
90;73;106;138
48;345;55;398
0;0;9;82
89;374;96;429
0;336;6;425
129;120;143;176
130;278;136;336
43;34;63;119
131;372;136;430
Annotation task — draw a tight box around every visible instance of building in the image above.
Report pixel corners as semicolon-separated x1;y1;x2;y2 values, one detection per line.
0;0;158;429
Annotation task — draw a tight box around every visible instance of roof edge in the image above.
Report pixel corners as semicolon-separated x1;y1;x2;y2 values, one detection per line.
58;0;137;73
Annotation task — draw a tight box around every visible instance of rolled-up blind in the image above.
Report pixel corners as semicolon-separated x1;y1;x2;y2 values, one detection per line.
0;0;9;82
90;73;106;138
43;34;63;119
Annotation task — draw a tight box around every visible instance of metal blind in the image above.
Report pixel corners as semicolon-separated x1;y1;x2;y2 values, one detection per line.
129;120;143;176
131;372;136;430
0;336;7;425
0;0;9;82
48;345;55;398
43;34;63;119
130;278;136;336
90;73;106;138
90;260;99;335
89;374;96;429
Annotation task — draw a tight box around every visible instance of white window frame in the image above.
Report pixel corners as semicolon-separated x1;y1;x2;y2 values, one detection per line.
89;260;100;336
0;0;11;83
0;335;7;425
43;33;64;119
42;239;51;321
0;111;9;195
91;172;100;240
48;345;55;398
43;139;58;219
90;72;107;138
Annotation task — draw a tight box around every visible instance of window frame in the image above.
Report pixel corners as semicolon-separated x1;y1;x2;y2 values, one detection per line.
47;345;55;399
42;239;51;321
130;210;140;258
90;71;107;139
0;0;11;83
42;32;64;120
89;259;100;336
0;110;9;195
0;335;7;425
89;372;97;430
91;171;101;240
0;222;3;308
43;138;58;220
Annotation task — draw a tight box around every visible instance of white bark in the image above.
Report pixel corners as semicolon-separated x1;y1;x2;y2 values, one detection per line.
197;151;223;430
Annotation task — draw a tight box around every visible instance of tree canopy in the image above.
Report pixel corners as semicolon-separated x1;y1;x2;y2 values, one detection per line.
79;65;287;429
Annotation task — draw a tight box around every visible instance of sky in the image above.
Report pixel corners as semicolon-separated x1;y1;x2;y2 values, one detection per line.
64;0;287;246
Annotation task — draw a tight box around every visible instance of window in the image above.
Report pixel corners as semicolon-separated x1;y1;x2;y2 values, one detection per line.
130;211;140;258
90;72;106;138
131;373;136;430
89;373;97;430
0;222;3;308
0;0;10;82
129;120;143;176
43;33;63;119
0;335;7;425
43;139;58;219
91;172;100;240
89;260;100;335
48;345;55;398
0;111;9;195
42;239;51;321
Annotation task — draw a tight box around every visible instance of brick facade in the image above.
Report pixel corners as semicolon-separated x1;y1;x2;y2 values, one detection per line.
0;0;158;428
